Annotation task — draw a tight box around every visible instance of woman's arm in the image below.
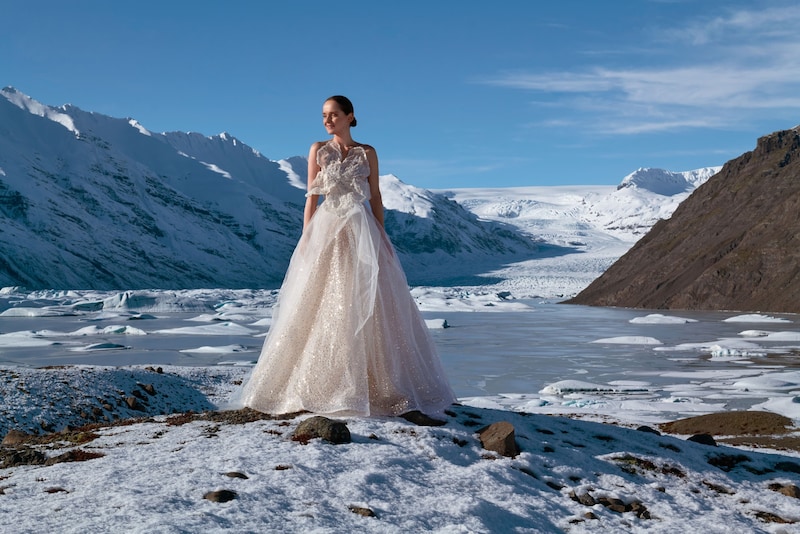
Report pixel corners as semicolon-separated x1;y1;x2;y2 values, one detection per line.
304;142;323;230
365;146;384;227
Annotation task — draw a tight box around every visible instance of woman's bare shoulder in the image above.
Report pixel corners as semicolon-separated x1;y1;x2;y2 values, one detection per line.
357;143;377;155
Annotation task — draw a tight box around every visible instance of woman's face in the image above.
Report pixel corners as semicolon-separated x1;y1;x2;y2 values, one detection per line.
322;100;353;136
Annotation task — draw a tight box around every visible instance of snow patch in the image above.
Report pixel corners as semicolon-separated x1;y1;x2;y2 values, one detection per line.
591;336;662;345
278;159;305;190
724;314;793;323
128;119;151;136
1;86;79;135
629;314;698;324
200;161;232;179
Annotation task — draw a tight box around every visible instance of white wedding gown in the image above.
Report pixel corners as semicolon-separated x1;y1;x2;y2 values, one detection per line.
237;140;455;416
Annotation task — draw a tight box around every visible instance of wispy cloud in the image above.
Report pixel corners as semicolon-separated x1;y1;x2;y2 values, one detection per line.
484;5;800;135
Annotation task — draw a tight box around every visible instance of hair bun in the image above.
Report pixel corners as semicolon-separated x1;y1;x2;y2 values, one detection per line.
350;118;357;127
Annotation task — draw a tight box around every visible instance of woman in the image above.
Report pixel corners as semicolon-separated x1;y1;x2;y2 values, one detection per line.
237;95;455;423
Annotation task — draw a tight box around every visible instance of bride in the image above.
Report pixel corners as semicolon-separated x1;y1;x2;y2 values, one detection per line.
236;95;455;423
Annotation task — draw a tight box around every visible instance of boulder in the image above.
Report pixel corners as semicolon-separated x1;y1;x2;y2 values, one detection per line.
292;416;351;444
478;421;519;457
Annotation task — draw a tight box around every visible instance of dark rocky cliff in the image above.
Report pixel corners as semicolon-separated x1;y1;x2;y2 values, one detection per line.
566;126;800;313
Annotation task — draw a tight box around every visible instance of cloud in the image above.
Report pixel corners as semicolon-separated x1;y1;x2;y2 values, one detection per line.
484;4;800;135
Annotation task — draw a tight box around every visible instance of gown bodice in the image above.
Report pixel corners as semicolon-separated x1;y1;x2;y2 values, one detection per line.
307;141;371;216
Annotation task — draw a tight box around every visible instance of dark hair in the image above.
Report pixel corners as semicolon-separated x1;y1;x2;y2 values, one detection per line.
326;95;357;127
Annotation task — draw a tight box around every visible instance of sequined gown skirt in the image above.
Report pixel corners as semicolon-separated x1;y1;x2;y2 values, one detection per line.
237;200;455;416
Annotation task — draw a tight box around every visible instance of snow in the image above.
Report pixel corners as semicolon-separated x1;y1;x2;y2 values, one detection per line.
591;336;663;345
381;174;435;217
1;87;79;135
630;314;698;324
128;119;151;136
724;314;794;324
200;161;233;179
278;158;306;190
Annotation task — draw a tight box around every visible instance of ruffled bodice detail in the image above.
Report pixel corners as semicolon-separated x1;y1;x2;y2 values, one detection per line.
307;141;371;216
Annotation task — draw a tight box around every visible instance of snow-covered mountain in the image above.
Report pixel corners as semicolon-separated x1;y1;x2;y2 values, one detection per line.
439;165;720;297
0;87;719;292
442;165;720;246
0;87;535;289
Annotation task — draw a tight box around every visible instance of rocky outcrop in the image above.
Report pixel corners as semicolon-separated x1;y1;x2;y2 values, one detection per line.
567;126;800;313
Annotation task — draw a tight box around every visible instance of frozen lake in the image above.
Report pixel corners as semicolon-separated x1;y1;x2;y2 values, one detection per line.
2;290;798;426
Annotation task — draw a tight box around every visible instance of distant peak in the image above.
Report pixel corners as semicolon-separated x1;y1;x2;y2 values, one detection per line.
618;167;718;196
0;87;80;136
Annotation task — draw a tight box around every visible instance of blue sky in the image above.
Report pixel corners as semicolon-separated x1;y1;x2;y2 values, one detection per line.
4;0;800;188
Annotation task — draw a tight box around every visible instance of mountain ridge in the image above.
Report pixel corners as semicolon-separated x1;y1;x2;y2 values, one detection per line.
567;125;800;313
0;87;536;290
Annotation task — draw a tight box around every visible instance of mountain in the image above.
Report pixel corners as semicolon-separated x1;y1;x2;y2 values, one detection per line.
0;87;535;290
567;126;800;313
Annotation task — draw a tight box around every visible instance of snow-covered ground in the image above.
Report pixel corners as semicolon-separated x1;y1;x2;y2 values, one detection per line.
1;285;798;533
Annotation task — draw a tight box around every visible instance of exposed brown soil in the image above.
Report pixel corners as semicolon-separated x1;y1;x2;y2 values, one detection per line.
660;411;800;452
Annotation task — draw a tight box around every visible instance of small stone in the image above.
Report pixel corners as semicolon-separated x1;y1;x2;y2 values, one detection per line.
292;416;351;444
478;421;520;458
401;410;446;427
2;430;30;446
348;505;376;517
636;425;661;435
124;396;143;410
598;496;626;513
687;433;717;446
140;384;156;396
569;490;597;507
203;490;237;503
769;483;800;498
225;472;248;479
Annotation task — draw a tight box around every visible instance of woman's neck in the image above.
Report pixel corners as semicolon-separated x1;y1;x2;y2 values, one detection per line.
332;133;355;147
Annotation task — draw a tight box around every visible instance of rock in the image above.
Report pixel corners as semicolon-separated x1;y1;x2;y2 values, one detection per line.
45;449;105;465
203;490;237;503
687;433;717;447
140;383;156;396
769;483;800;498
775;461;800;473
348;505;376;517
0;447;47;468
569;491;596;507
2;429;30;446
225;472;248;479
401;410;446;427
125;396;144;411
636;425;661;435
478;421;520;458
597;496;627;513
292;416;351;444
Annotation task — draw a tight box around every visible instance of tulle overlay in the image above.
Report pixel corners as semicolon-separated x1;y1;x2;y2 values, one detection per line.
237;141;455;416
